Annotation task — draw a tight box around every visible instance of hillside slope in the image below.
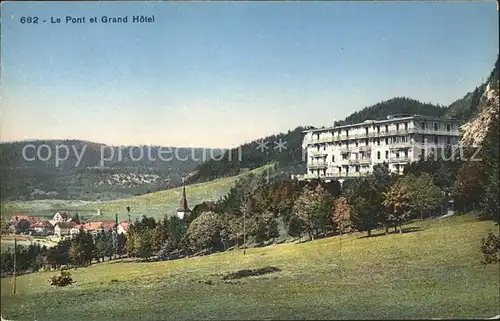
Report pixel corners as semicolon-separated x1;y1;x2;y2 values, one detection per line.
1;165;272;221
1;213;498;320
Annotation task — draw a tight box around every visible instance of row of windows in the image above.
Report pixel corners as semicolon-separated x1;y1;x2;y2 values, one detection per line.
313;135;452;151
313;121;455;139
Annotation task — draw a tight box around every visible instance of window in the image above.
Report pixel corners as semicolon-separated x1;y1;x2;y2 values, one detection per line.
434;135;438;144
377;126;380;133
421;122;425;129
421;135;425;144
355;141;359;147
404;149;408;158
365;139;369;146
332;155;335;162
346;130;349;137
342;154;348;160
377;151;381;160
365;127;369;135
385;137;389;145
377;138;380;146
385;151;389;159
447;123;451;132
356;165;360;172
396;152;400;158
421;149;425;160
404;122;408;130
447;137;451;145
360;152;364;158
385;125;389;132
323;144;326;150
433;123;438;130
396;124;400;131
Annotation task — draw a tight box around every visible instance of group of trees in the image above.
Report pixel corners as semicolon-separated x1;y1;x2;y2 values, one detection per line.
0;229;127;276
108;162;451;260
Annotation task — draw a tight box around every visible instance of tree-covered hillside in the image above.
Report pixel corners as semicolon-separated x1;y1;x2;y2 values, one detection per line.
335;97;448;126
185;127;311;185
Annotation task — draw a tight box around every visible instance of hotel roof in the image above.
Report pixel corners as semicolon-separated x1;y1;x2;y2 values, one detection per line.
303;114;458;133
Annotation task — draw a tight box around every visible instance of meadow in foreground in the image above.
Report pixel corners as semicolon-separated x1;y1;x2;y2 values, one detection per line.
1;213;498;320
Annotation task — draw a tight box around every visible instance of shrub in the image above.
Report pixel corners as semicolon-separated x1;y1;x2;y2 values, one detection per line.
480;232;500;264
49;269;75;287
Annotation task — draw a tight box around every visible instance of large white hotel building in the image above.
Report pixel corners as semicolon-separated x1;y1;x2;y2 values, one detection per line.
297;114;461;183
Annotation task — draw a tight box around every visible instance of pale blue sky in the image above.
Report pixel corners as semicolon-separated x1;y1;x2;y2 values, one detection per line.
1;1;498;148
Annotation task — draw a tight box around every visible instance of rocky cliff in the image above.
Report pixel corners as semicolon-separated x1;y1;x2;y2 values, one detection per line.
460;81;500;147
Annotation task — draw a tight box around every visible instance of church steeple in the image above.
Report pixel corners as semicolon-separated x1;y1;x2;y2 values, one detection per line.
177;178;191;219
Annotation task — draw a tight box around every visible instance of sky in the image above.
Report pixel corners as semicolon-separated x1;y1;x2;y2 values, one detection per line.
1;1;498;149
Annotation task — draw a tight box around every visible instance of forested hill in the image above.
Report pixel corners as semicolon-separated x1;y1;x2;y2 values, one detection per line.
185;126;311;184
0;140;213;201
335;97;447;126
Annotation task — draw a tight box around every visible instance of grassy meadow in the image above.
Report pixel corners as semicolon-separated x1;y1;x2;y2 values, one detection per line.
1;212;498;320
0;165;272;222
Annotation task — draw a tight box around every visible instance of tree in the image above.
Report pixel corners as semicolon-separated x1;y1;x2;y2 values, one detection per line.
293;184;330;240
267;218;280;242
187;211;222;253
16;219;30;234
383;176;413;233
480;96;500;224
152;221;169;253
68;242;83;267
287;215;303;239
71;213;81;224
1;218;10;235
453;159;486;212
135;229;153;260
331;197;355;235
409;173;443;219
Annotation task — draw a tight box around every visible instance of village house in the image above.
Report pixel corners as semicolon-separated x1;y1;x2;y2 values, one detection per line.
117;221;131;235
9;214;41;234
29;220;54;236
70;220;117;237
54;222;77;237
52;212;71;223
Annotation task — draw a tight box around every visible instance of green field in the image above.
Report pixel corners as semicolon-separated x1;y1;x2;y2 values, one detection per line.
1;165;272;222
1;212;498;320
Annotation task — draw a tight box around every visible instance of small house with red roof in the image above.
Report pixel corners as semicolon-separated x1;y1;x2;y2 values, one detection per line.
117;221;131;235
29;220;54;236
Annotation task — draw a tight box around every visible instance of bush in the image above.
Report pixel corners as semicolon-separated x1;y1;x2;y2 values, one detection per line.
480;232;500;264
49;269;75;287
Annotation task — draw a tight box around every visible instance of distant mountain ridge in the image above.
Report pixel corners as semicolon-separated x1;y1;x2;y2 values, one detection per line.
0;139;217;201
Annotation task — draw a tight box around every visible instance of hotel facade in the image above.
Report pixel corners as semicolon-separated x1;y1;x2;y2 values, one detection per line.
297;114;461;183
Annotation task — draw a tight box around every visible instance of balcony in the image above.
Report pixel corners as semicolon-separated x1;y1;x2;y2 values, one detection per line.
358;145;371;151
308;162;328;169
329;171;369;178
389;142;412;149
389;156;410;163
309;150;328;157
359;157;371;164
339;158;350;165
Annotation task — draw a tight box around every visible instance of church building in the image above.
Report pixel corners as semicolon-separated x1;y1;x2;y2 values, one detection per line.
177;180;191;219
